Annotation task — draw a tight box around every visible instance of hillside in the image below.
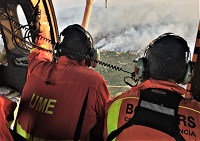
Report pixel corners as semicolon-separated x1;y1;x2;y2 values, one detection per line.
94;51;138;96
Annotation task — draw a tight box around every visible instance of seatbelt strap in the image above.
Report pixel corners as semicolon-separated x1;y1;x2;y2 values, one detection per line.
107;88;185;141
74;89;89;141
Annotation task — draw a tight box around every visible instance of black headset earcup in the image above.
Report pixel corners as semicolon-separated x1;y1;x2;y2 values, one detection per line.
92;49;100;60
133;57;149;82
180;61;194;85
86;48;100;68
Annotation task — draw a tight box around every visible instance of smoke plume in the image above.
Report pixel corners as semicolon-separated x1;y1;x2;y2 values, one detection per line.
54;0;199;55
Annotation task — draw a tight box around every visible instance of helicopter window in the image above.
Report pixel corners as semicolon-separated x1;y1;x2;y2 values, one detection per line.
17;5;32;47
52;1;85;32
0;35;6;65
17;5;28;26
53;0;199;96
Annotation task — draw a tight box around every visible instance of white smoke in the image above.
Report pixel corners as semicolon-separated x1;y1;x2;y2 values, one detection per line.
53;0;199;54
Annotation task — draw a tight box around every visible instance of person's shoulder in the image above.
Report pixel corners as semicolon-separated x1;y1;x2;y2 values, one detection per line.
105;89;139;112
180;98;200;111
107;89;139;104
86;68;105;80
28;49;53;62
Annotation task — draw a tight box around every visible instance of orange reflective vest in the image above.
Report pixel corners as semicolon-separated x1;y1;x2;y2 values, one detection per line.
104;79;200;141
0;96;16;141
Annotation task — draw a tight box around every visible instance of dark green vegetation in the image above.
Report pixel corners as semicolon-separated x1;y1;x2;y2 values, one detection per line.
94;51;138;96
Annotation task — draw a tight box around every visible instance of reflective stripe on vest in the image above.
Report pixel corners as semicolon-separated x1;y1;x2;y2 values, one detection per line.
16;121;30;140
16;121;78;141
179;106;200;114
140;100;175;116
107;97;139;141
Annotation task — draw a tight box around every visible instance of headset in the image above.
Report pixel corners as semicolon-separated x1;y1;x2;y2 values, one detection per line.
133;33;194;85
54;24;100;68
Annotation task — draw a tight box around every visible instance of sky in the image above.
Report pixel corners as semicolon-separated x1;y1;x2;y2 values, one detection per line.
52;0;199;55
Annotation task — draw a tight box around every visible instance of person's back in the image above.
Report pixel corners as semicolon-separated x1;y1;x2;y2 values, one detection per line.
15;24;110;141
104;33;200;141
104;80;200;141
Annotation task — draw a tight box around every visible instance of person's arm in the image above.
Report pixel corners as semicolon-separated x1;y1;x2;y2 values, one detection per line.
27;22;53;79
90;80;110;141
0;96;17;141
29;22;52;60
0;96;17;127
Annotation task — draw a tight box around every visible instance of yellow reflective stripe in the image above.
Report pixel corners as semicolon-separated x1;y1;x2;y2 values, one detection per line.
16;121;80;141
106;97;139;141
30;44;48;53
16;121;30;140
39;44;48;50
30;48;37;53
179;106;200;114
107;99;123;141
